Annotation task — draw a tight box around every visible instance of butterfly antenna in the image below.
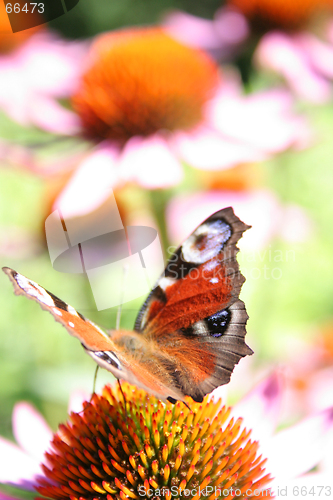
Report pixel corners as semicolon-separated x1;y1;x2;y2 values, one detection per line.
116;263;129;330
117;379;128;422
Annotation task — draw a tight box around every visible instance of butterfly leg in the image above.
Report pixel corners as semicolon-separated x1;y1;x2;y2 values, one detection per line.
167;396;191;410
90;365;99;400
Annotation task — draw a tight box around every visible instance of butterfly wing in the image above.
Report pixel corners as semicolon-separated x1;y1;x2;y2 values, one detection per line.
133;207;253;402
3;206;252;404
2;267;122;359
2;268;162;389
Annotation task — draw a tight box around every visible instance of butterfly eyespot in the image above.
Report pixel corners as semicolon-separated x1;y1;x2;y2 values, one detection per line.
206;309;231;338
181;220;231;264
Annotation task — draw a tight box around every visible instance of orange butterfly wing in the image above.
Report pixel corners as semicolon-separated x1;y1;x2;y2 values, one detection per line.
133;207;253;402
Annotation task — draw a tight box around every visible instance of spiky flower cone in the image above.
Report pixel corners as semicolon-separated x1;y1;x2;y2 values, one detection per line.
36;383;272;500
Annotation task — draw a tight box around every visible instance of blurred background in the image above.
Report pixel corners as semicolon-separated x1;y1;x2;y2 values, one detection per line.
1;0;333;444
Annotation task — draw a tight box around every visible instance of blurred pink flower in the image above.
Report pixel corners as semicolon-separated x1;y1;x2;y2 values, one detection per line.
54;58;309;220
278;334;333;422
166;190;312;252
0;392;88;491
0;402;52;489
0;31;86;133
163;7;249;60
255;22;333;103
228;373;333;493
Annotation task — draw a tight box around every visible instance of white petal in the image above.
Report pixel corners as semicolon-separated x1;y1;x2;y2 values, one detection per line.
268;407;333;481
54;143;121;219
119;134;183;188
12;402;53;463
232;372;283;444
0;437;41;488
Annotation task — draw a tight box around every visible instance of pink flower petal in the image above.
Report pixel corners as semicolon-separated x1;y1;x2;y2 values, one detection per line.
163;10;225;50
0;437;41;488
232;372;283;444
14;32;87;97
12;402;53;463
214;7;249;46
54;144;121;219
166;190;282;251
297;33;333;80
119;134;183;188
0;31;86;130
29;97;81;135
255;31;332;103
207;86;309;152
163;7;248;57
162;7;249;60
268;407;333;480
175;126;265;170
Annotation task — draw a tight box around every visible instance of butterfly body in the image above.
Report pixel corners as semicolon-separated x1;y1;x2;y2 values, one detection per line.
3;207;253;403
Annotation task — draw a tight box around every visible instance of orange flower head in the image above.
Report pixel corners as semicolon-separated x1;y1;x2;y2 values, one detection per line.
36;383;273;500
72;28;219;142
228;0;333;31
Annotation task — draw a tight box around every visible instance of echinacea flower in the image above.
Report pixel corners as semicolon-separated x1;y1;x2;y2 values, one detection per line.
36;384;272;500
1;375;333;500
227;0;333;32
50;28;308;220
255;26;333;103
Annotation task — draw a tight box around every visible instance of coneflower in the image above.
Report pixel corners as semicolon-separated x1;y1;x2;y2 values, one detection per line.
36;383;272;500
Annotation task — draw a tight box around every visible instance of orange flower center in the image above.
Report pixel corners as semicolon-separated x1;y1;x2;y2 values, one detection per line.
36;383;273;500
72;28;219;142
228;0;333;31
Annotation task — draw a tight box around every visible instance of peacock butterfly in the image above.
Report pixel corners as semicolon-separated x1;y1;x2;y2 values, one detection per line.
3;207;253;404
